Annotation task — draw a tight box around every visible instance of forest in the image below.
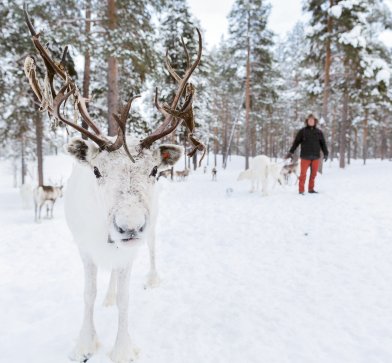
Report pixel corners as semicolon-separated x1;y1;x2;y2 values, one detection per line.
1;0;391;186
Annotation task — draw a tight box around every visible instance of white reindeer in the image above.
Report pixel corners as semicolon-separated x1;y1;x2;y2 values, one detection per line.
237;155;270;195
33;184;63;221
23;7;204;363
237;155;286;195
267;162;285;189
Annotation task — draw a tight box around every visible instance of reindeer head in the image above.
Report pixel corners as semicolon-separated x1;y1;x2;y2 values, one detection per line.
67;137;182;243
23;5;203;244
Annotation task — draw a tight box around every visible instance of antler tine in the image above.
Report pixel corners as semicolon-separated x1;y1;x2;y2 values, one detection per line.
154;87;169;116
77;96;103;135
164;50;181;83
53;82;109;149
143;87;182;143
106;95;141;162
140;28;202;150
60;46;68;68
24;56;44;105
23;4;108;141
183;28;202;80
180;37;190;71
23;2;37;36
24;5;66;81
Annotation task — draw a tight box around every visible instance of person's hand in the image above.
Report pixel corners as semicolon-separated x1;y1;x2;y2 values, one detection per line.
285;152;293;160
324;155;328;162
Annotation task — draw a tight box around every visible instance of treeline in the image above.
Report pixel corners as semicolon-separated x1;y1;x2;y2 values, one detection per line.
211;0;392;169
0;0;391;187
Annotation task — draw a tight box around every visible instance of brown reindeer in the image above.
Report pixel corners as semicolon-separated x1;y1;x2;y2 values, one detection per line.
33;185;63;222
281;162;300;185
157;168;173;181
175;168;190;181
212;167;217;181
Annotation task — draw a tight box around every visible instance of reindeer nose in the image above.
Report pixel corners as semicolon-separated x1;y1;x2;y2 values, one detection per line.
113;218;146;241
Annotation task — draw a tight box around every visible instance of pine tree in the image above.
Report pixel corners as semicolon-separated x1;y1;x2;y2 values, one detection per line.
227;0;276;168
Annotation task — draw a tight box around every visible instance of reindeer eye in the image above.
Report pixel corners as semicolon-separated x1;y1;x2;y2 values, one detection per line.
93;166;102;179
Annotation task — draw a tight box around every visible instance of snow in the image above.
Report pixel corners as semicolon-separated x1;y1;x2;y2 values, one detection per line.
376;69;391;86
329;5;342;19
339;25;366;48
361;56;391;86
1;154;392;363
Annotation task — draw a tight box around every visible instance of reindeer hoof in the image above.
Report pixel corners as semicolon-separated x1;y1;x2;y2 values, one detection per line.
144;273;161;289
110;342;139;362
69;335;100;362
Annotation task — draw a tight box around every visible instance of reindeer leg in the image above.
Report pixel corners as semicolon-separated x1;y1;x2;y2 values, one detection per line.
70;255;99;362
103;270;117;306
110;263;139;362
250;178;255;193
261;175;269;196
50;201;54;219
34;201;37;222
38;202;43;221
145;223;161;289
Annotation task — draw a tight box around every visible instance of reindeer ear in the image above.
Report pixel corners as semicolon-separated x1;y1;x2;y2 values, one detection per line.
156;144;183;166
65;137;98;163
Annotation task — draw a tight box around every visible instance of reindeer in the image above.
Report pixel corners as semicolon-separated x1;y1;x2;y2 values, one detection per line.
237;155;270;195
23;6;204;363
33;184;63;221
281;162;300;185
212;167;217;181
175;168;190;181
157;168;172;181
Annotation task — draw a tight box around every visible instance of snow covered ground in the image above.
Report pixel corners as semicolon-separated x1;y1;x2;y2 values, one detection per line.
1;154;392;363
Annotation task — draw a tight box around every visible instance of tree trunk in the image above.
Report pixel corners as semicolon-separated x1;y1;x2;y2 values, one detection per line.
330;108;336;160
222;105;228;167
381;126;387;160
82;0;92;138
192;153;197;170
353;127;358;160
320;0;334;172
21;133;26;185
251;121;256;157
339;86;349;169
347;125;351;165
363;109;368;165
107;0;119;136
213;126;218;167
183;131;187;169
13;157;17;188
244;13;251;170
34;112;44;186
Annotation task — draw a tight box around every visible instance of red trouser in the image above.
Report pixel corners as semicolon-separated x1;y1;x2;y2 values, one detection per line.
299;159;320;193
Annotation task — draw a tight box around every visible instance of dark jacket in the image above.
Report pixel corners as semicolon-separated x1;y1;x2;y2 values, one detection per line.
289;126;329;160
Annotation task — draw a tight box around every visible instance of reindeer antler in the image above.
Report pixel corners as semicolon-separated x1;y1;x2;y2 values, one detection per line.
140;28;206;164
23;4;138;162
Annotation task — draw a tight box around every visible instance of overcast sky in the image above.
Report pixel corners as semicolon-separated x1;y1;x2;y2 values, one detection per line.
187;0;392;49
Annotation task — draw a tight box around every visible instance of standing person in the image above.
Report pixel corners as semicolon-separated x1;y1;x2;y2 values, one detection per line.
286;114;329;195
